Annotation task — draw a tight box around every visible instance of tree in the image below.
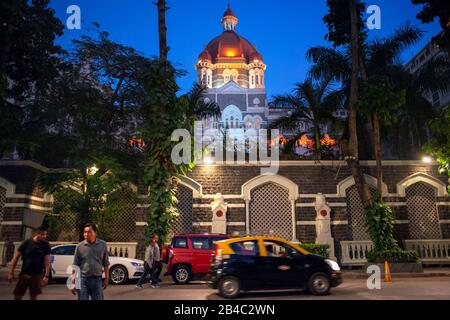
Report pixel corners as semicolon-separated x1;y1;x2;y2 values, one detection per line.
0;0;64;158
19;27;154;169
140;1;221;244
425;105;450;192
308;22;424;194
386;54;449;158
38;157;137;241
358;23;423;192
177;83;221;124
71;26;151;112
411;1;450;57
321;0;372;206
270;78;344;160
157;0;169;62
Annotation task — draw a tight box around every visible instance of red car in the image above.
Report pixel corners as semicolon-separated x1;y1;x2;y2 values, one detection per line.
162;234;230;284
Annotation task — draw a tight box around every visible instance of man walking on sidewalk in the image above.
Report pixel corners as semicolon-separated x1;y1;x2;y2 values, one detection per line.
71;223;110;300
140;234;161;288
8;226;51;300
136;238;153;288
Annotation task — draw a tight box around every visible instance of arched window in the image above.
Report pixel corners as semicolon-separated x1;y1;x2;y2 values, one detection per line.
255;75;259;85
222;105;243;129
230;69;239;82
207;69;213;88
223;69;231;83
254;116;262;130
244;116;254;129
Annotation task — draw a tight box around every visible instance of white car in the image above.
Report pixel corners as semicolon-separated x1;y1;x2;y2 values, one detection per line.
50;244;145;285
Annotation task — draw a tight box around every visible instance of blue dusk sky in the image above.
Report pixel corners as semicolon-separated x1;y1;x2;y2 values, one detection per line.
50;0;442;98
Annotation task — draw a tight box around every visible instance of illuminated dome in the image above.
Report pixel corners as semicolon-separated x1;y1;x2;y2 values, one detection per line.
204;31;263;64
198;49;212;62
196;5;266;89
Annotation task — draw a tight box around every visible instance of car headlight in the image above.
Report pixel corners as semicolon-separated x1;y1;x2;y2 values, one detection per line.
325;259;341;271
131;262;144;268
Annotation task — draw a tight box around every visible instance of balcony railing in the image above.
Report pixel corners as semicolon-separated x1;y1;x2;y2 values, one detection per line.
340;241;373;266
404;240;450;265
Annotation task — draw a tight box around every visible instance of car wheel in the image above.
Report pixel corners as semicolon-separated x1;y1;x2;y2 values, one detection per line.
307;272;331;296
218;276;240;299
109;265;128;285
172;265;193;284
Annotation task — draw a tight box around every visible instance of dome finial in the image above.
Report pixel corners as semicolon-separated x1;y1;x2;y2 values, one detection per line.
221;4;238;31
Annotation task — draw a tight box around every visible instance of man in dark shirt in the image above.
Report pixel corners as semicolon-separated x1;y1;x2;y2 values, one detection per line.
8;226;51;300
71;223;110;300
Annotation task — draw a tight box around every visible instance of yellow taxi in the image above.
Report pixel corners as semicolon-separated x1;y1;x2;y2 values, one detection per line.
209;236;342;299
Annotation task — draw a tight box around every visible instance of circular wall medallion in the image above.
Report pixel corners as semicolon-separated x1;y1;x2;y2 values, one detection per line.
320;210;328;217
216;210;223;218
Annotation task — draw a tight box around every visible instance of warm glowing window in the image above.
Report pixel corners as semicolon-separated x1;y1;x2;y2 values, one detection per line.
226;50;235;57
231;69;238;82
223;69;238;83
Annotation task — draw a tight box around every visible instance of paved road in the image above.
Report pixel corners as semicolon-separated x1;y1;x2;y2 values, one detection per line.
1;277;450;300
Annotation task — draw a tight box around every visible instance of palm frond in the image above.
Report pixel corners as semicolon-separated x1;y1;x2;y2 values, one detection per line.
322;89;346;110
270;94;306;111
293;79;317;108
181;83;221;119
367;22;423;73
413;53;450;94
306;46;351;83
269;109;311;131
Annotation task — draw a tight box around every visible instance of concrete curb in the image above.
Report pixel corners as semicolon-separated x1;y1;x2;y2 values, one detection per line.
343;272;450;279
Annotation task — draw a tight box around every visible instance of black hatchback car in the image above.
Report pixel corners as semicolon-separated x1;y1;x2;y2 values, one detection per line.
209;236;342;299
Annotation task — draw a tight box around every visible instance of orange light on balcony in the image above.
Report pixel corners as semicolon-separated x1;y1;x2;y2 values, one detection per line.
278;134;288;146
129;137;145;148
320;134;336;146
296;134;314;148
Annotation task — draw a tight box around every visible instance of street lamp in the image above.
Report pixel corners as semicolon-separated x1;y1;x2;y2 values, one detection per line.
422;156;432;164
203;156;214;165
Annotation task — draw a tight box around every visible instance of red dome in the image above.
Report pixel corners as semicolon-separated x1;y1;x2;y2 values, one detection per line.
204;30;263;64
198;49;212;62
250;51;263;62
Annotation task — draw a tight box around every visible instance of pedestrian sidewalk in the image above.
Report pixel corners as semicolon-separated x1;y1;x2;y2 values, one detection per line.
342;267;450;279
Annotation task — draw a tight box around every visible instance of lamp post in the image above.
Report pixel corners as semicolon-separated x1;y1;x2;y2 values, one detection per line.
87;165;99;176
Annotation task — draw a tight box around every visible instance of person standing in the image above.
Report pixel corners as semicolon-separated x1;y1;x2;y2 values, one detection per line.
71;223;110;300
8;226;51;300
135;239;153;288
149;234;161;288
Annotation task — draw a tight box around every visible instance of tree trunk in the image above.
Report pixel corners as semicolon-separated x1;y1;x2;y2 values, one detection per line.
157;0;168;62
359;49;375;160
348;0;371;207
372;113;383;195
